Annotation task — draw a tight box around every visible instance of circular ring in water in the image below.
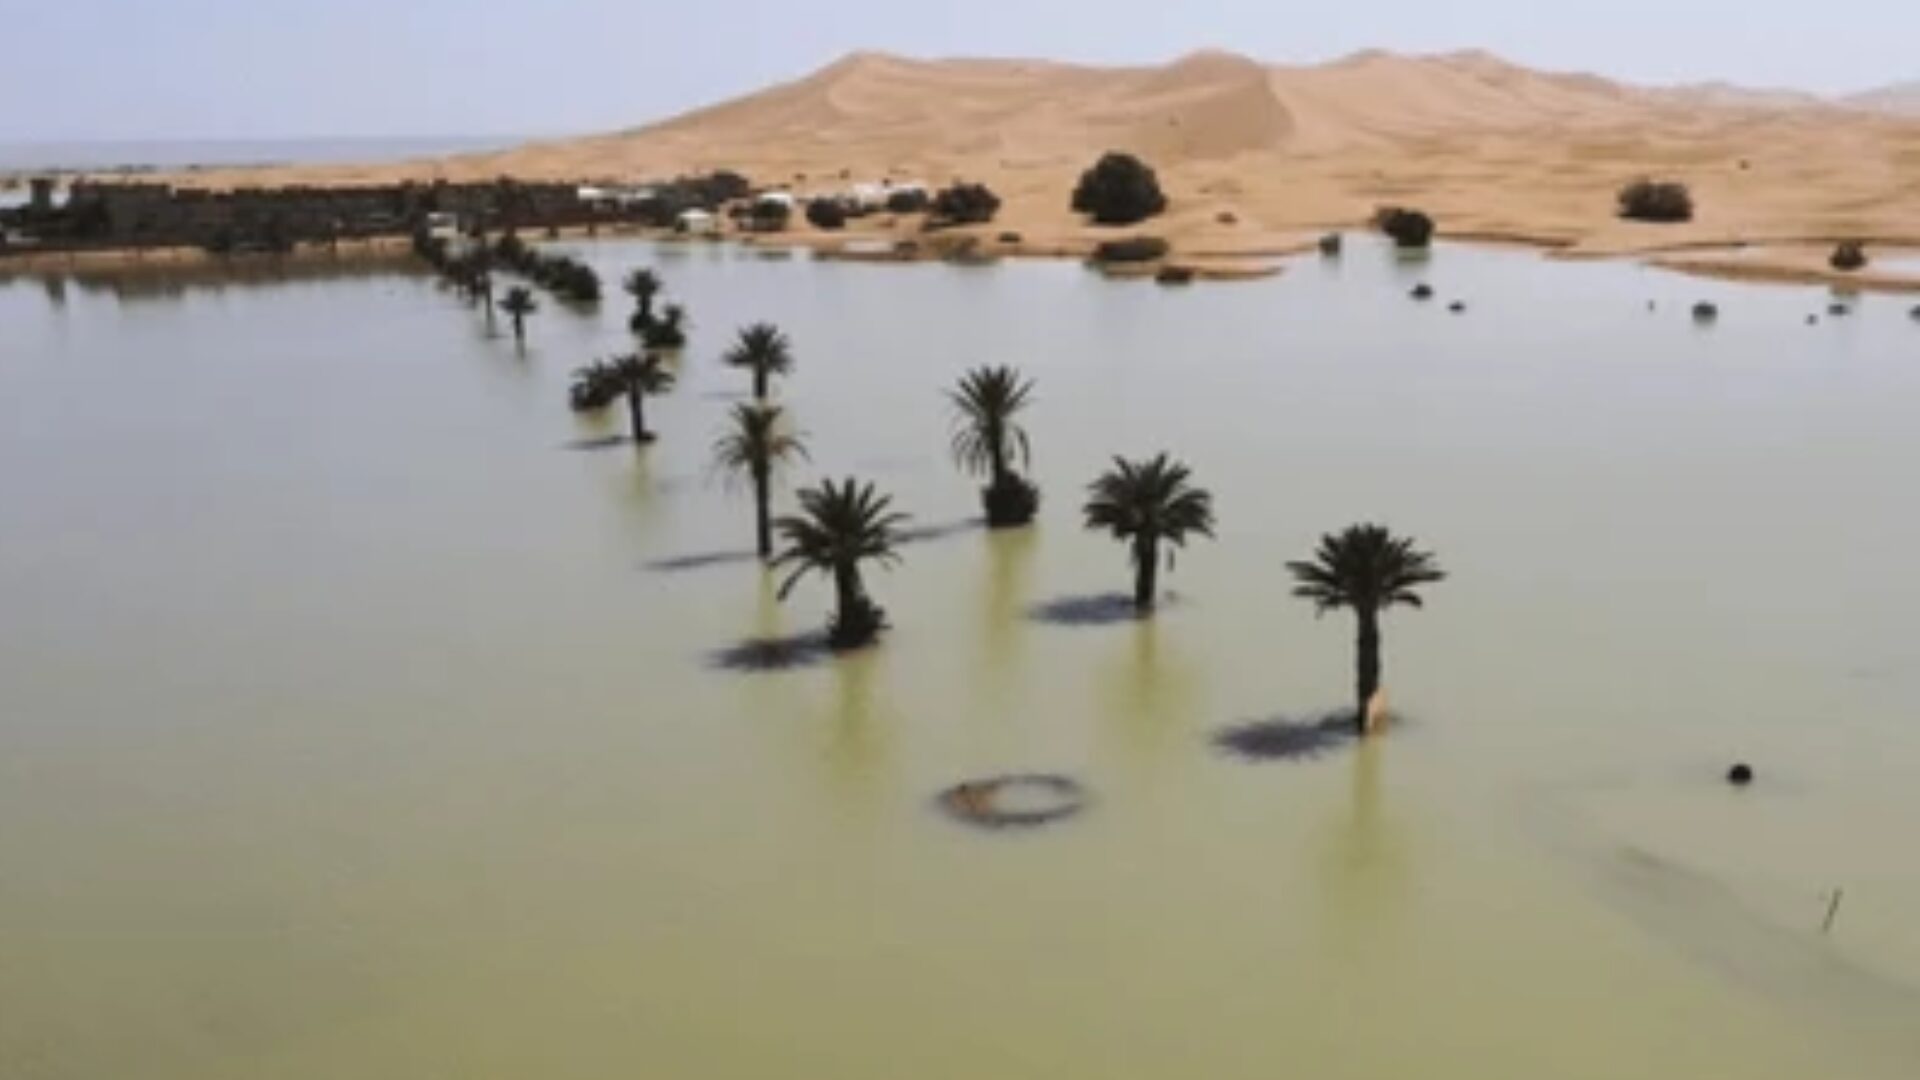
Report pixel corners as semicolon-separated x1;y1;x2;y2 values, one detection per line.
938;774;1087;830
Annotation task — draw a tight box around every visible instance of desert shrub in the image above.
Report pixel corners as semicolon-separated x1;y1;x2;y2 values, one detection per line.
997;231;1022;244
1071;152;1167;225
748;199;792;232
1154;266;1194;285
1375;207;1434;249
1830;241;1867;271
805;199;848;231
885;188;930;214
930;183;1000;225
1318;232;1343;256
1618;179;1693;223
1091;236;1170;263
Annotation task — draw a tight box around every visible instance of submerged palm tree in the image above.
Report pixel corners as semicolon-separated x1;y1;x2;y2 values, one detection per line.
1287;524;1445;735
723;322;794;400
498;286;537;345
641;302;688;349
614;353;676;443
624;267;663;326
1083;454;1215;612
773;478;908;649
948;365;1039;527
570;353;675;442
629;265;668;328
713;403;809;560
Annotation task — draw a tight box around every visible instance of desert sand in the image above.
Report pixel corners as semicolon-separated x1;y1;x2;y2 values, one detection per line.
157;49;1920;285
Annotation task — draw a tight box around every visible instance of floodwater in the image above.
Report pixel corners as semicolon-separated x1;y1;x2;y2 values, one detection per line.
3;239;1918;1079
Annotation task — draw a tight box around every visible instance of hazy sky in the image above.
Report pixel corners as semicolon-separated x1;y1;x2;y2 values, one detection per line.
4;0;1914;141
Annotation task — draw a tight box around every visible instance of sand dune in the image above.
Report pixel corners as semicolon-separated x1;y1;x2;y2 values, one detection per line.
168;49;1920;279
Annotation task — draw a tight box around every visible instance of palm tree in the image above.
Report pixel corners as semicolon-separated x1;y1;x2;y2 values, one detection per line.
1287;524;1446;735
1082;454;1215;613
713;403;809;560
624;268;663;327
498;286;537;345
948;365;1039;527
723;322;794;400
773;478;909;649
613;353;675;443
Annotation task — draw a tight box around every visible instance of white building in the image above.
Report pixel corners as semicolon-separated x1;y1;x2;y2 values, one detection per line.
674;209;719;236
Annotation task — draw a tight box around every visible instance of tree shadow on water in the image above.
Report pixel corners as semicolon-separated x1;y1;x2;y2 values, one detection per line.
707;629;835;672
561;435;634;452
1214;712;1372;763
1028;592;1180;628
897;517;985;546
645;549;762;573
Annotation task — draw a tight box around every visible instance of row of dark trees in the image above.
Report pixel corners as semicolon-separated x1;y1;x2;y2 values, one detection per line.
493;233;602;302
555;303;1444;732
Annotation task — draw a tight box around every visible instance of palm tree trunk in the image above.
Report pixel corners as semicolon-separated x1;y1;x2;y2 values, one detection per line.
627;390;648;442
753;466;772;560
754;366;769;401
511;314;525;343
1133;536;1159;611
1354;607;1381;735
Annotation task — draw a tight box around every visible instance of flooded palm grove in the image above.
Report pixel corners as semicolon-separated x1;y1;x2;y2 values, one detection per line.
3;237;1919;1079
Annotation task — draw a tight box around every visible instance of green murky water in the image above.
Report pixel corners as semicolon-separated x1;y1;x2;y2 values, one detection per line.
3;240;1918;1078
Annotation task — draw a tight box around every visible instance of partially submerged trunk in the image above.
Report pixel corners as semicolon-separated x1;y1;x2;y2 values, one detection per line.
1132;536;1159;612
627;389;649;443
752;464;772;560
1354;607;1382;735
753;365;769;401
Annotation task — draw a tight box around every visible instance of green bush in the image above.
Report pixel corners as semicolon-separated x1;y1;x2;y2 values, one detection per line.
1618;180;1693;223
930;183;1000;225
1071;152;1167;225
1830;241;1867;272
805;199;848;230
1376;207;1434;249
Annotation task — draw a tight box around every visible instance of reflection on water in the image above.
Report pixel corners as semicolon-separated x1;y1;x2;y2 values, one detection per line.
2;237;1919;1079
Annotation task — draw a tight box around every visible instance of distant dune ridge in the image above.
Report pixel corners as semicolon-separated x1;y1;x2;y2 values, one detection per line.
174;49;1920;262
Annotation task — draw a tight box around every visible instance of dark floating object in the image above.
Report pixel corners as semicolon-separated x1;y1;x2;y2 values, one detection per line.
938;774;1087;830
1318;232;1343;256
1155;266;1195;285
1909;304;1920;321
1410;283;1435;300
1647;300;1657;311
1828;302;1851;317
1692;301;1718;321
1448;300;1467;313
1806;314;1819;325
1727;763;1755;786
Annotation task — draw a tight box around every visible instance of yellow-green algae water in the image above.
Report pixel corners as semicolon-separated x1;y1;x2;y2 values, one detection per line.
2;240;1918;1079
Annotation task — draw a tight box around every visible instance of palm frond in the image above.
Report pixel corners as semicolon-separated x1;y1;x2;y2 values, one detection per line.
1286;523;1445;615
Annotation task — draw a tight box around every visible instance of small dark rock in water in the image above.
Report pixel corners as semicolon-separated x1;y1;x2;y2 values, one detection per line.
1448;300;1467;313
1692;301;1718;321
1828;302;1851;317
1411;283;1435;300
1318;232;1342;256
1728;763;1754;786
1806;314;1819;325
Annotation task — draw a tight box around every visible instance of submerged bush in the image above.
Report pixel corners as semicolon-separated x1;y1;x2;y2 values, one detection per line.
1830;241;1867;272
1091;236;1169;263
1071;152;1168;225
1618;179;1694;223
1375;207;1434;249
930;182;1001;225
